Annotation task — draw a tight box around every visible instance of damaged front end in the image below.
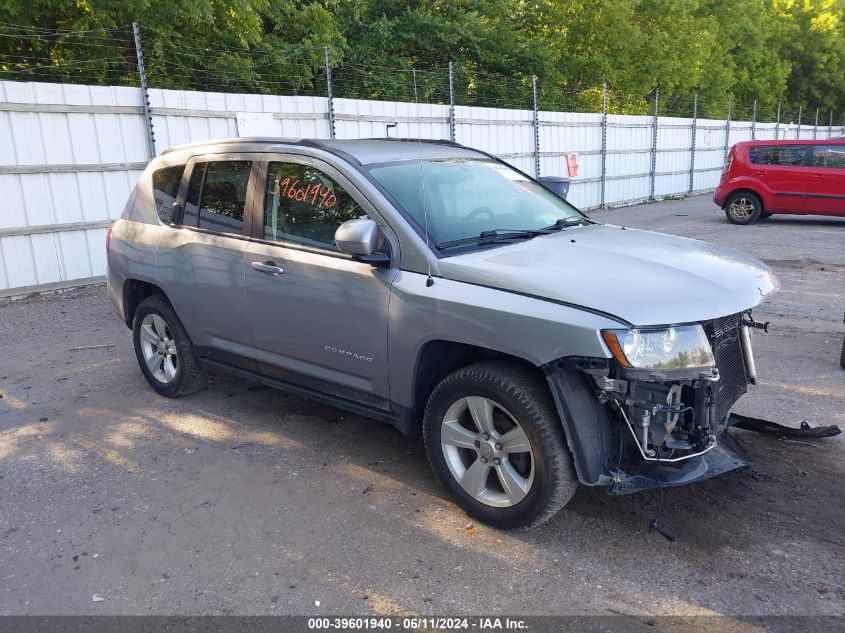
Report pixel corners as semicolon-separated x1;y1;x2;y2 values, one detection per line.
547;311;767;494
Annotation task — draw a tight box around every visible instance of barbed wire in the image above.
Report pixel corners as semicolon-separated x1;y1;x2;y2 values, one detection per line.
0;22;841;127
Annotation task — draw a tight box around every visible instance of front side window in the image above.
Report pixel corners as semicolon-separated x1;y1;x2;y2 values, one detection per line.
749;146;807;166
152;165;184;223
368;158;585;249
263;162;366;250
813;145;845;169
182;160;252;235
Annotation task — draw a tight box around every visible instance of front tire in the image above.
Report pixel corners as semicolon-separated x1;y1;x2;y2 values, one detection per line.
423;362;577;529
132;295;208;397
725;192;762;225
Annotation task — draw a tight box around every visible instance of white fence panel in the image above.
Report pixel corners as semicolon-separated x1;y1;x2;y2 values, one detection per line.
692;119;728;191
539;111;602;209
335;98;448;141
0;80;147;294
605;115;653;204
455;105;535;175
655;117;693;197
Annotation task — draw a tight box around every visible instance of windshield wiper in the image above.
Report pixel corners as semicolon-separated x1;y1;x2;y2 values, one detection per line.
544;218;586;230
436;228;550;250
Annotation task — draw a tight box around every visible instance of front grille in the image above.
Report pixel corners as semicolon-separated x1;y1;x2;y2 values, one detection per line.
707;314;748;423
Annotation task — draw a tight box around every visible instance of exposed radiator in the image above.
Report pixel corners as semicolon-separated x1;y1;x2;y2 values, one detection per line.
707;314;749;424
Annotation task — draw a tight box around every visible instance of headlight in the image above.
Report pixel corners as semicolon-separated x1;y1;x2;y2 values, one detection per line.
601;325;715;370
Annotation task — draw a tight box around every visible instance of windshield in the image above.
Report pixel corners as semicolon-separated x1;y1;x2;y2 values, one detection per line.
368;158;586;249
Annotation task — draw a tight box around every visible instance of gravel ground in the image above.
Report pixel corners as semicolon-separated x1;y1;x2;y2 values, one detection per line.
0;195;843;619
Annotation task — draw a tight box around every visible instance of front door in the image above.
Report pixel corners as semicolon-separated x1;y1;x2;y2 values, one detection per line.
243;156;397;407
806;144;845;215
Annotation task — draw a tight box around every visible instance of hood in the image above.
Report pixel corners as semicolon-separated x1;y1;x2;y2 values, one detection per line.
437;224;780;326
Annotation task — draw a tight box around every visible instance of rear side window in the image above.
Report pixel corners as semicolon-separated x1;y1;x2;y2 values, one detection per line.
813;145;845;169
183;160;253;235
152;165;184;223
749;146;807;166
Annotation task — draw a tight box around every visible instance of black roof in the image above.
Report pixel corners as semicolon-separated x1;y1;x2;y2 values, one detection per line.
162;137;486;165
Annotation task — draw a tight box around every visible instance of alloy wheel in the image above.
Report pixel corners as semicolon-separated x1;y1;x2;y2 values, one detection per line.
728;197;755;222
139;313;178;384
440;396;535;508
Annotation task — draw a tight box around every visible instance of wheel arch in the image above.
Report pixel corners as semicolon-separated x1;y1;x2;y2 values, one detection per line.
723;187;765;211
409;340;541;431
410;341;612;487
122;278;169;328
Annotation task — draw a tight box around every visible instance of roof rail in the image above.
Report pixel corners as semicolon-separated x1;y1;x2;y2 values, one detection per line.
162;137;299;155
361;137;464;148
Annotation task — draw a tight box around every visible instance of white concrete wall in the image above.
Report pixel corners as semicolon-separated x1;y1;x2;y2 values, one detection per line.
1;79;843;295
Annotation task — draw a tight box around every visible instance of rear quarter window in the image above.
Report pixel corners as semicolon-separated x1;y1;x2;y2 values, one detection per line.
152;165;185;223
748;146;807;166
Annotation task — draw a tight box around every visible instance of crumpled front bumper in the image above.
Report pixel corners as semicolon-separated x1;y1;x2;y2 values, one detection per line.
609;430;749;495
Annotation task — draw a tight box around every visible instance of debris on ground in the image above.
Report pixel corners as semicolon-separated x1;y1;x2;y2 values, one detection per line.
730;414;841;439
69;344;115;352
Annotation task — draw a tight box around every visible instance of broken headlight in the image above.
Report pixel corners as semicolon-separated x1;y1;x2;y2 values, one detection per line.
601;325;715;370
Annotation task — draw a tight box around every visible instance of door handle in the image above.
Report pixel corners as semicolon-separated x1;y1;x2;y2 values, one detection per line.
251;261;284;275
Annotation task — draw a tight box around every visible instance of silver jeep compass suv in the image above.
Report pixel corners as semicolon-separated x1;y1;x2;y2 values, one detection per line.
107;137;780;528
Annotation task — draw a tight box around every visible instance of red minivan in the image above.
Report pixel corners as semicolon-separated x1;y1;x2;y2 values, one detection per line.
714;139;845;224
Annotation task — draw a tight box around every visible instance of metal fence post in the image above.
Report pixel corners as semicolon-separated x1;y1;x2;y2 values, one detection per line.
829;109;834;138
448;61;456;142
797;105;802;139
751;99;757;140
532;75;540;178
775;102;781;139
689;92;698;193
813;107;819;139
649;87;659;201
723;96;732;161
324;46;336;139
600;82;607;208
132;22;155;160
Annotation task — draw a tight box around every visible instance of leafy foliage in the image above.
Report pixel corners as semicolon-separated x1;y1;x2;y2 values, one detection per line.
0;0;843;118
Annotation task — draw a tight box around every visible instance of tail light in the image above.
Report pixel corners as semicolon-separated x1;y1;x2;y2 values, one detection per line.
106;225;113;253
723;146;735;173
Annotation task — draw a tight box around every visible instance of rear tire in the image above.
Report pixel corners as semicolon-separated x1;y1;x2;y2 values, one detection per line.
725;192;762;225
423;361;577;529
132;295;208;397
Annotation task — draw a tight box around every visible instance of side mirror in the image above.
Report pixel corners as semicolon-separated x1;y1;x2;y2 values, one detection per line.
170;202;184;225
335;218;390;265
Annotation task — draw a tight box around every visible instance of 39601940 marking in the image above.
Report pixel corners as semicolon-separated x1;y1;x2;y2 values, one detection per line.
307;617;393;629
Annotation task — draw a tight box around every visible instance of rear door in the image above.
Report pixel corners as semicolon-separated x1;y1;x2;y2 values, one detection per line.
156;154;259;370
243;154;398;407
747;145;809;212
807;144;845;215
